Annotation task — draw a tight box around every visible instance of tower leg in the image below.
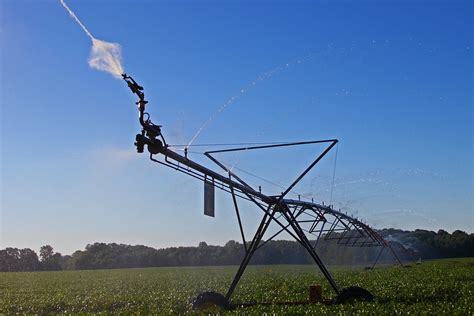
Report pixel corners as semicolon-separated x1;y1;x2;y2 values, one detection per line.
372;246;385;269
387;243;404;267
225;206;276;301
282;210;340;294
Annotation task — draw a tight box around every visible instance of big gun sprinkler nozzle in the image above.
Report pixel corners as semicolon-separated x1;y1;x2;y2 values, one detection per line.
122;73;145;101
123;72;164;152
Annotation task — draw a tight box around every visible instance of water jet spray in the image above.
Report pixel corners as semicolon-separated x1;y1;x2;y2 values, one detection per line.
59;0;124;79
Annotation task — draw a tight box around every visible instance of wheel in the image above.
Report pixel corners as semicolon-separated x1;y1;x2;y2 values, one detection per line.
333;286;374;304
191;291;232;310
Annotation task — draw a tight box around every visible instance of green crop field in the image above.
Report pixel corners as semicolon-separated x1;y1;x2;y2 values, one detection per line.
1;258;473;314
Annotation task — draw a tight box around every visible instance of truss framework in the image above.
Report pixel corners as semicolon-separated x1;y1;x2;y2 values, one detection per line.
123;74;403;302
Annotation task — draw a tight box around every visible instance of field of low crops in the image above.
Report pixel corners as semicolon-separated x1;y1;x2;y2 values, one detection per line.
1;258;473;314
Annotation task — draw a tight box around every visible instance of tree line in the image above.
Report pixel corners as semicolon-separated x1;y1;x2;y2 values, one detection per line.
1;229;473;272
0;245;67;272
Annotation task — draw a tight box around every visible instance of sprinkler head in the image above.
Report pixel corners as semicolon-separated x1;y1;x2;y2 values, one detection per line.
135;134;145;153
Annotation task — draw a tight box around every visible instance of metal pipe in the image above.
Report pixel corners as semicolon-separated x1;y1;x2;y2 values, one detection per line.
156;145;274;204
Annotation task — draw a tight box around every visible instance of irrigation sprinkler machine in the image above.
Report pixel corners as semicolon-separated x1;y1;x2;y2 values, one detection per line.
122;74;404;309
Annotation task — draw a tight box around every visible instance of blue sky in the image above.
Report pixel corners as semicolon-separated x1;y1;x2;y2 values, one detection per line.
1;0;473;255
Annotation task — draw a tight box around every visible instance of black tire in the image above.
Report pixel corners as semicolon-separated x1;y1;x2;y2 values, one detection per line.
333;286;374;304
191;291;232;310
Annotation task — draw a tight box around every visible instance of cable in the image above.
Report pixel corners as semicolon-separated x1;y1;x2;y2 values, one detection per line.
172;148;205;155
217;158;314;201
168;141;301;148
329;142;339;206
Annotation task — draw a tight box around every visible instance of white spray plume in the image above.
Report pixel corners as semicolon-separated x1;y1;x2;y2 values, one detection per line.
59;0;124;79
89;38;124;79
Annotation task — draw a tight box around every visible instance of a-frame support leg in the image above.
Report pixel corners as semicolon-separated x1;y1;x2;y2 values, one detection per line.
225;206;276;301
372;243;404;268
282;209;340;294
387;243;405;267
372;245;385;268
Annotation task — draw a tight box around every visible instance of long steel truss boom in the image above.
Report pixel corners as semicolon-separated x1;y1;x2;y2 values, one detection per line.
123;74;404;306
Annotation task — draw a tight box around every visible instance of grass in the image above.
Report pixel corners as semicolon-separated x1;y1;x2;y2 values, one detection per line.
1;258;473;314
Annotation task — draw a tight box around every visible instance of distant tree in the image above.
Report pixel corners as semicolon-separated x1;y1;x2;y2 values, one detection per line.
224;240;239;248
18;248;40;271
39;245;54;262
0;247;40;272
60;255;73;270
0;248;20;272
39;245;62;270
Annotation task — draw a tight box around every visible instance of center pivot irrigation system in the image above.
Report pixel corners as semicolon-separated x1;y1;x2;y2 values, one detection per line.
122;74;404;307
